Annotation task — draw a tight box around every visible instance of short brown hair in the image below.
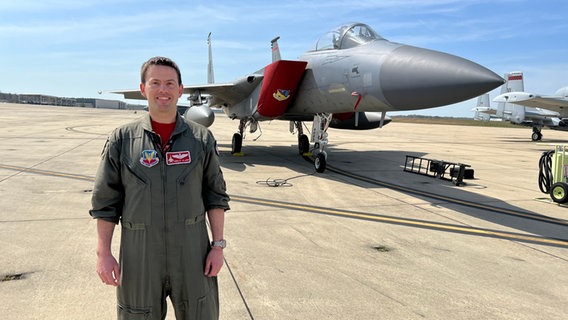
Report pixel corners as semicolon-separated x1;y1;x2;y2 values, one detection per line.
140;56;182;85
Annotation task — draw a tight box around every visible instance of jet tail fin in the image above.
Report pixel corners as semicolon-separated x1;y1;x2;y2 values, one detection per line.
207;32;214;84
505;71;524;92
496;79;507;118
499;71;525;122
473;94;491;120
271;36;281;62
477;94;490;109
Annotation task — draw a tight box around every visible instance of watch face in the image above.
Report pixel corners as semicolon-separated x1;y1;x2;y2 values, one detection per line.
212;240;226;248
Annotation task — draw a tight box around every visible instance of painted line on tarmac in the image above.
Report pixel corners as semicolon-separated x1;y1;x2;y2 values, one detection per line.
325;162;568;226
231;195;568;248
3;163;566;248
0;164;95;181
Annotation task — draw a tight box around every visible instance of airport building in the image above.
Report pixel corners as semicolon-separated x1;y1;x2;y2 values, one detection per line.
0;92;145;110
75;98;128;109
2;93;76;106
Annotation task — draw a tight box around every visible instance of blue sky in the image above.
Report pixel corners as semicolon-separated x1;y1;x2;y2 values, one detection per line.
1;0;567;117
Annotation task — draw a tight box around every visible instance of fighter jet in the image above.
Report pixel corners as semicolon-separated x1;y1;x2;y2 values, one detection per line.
113;22;503;172
493;72;568;141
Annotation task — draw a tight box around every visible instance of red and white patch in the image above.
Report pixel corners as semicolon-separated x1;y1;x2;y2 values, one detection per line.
166;151;191;165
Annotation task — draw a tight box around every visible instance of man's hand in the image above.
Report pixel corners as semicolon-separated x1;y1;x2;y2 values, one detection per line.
97;253;120;286
204;247;224;277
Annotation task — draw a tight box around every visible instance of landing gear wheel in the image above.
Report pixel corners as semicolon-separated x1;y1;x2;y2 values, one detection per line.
314;152;327;173
550;182;568;204
298;134;309;154
231;133;242;154
531;132;542;141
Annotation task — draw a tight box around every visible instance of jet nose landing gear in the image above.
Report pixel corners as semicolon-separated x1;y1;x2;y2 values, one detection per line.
310;113;332;173
314;150;327;173
293;118;329;173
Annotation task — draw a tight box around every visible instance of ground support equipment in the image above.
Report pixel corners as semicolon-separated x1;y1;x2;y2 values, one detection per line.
539;145;568;204
404;155;473;186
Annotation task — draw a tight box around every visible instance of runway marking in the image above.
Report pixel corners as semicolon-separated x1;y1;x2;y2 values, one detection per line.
2;163;567;248
0;164;95;182
232;195;568;248
312;158;568;226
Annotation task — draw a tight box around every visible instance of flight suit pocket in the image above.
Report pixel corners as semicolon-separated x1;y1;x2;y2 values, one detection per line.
176;171;205;222
121;163;152;225
195;288;219;320
117;304;151;319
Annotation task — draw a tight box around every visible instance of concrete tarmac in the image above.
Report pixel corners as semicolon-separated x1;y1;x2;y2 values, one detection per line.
1;103;567;319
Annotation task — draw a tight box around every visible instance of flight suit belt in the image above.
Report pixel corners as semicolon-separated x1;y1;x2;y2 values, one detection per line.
121;214;206;230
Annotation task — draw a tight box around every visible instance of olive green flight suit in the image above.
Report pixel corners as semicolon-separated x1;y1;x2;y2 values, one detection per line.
90;114;230;320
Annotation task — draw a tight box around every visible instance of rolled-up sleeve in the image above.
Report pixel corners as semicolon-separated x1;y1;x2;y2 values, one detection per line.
202;132;230;211
89;132;124;224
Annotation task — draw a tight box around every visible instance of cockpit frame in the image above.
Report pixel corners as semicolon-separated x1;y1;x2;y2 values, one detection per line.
312;22;384;51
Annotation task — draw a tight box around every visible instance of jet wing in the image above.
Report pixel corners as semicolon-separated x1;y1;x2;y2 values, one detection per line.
472;107;497;115
494;92;568;113
109;89;145;100
110;74;264;108
183;74;264;108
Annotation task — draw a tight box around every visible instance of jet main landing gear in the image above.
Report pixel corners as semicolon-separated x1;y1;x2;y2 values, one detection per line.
231;118;259;155
231;132;242;154
234;116;333;173
531;126;543;141
291;121;310;155
231;119;246;154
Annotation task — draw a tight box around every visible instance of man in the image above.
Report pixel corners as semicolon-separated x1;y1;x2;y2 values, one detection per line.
90;56;230;320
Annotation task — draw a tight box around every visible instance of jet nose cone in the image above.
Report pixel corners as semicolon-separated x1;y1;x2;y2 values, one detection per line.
380;45;504;109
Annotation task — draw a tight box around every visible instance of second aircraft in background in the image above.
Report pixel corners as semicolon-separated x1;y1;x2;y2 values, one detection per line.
474;71;568;141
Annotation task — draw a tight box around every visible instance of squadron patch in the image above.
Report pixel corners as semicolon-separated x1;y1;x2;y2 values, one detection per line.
140;150;159;168
273;89;291;101
166;151;191;165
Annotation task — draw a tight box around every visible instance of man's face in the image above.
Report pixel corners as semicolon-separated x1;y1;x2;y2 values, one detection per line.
140;64;183;118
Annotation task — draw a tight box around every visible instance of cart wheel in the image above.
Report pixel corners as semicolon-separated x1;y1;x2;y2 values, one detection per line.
550;182;568;204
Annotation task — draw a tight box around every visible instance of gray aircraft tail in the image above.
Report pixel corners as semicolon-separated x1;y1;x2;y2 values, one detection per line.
473;94;492;120
207;32;214;84
271;36;281;62
497;71;524;122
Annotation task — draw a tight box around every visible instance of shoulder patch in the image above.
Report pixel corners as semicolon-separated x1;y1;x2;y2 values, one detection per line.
140;150;159;168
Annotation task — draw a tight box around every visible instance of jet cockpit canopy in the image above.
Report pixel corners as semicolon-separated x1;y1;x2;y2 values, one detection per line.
312;23;384;51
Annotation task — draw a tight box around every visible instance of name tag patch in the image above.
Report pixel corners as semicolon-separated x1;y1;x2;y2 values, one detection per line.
166;151;191;165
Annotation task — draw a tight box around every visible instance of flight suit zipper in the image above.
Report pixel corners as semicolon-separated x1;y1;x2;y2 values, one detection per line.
151;129;182;280
148;130;171;277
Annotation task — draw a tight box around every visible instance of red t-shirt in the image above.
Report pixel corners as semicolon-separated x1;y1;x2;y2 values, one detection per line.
151;120;176;149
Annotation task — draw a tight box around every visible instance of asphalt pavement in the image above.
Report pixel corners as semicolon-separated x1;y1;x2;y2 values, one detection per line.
1;103;567;319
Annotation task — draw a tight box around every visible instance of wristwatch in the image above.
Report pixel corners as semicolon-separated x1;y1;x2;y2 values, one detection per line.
211;239;226;249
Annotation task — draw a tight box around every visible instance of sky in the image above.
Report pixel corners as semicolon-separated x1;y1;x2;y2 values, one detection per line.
1;0;567;117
